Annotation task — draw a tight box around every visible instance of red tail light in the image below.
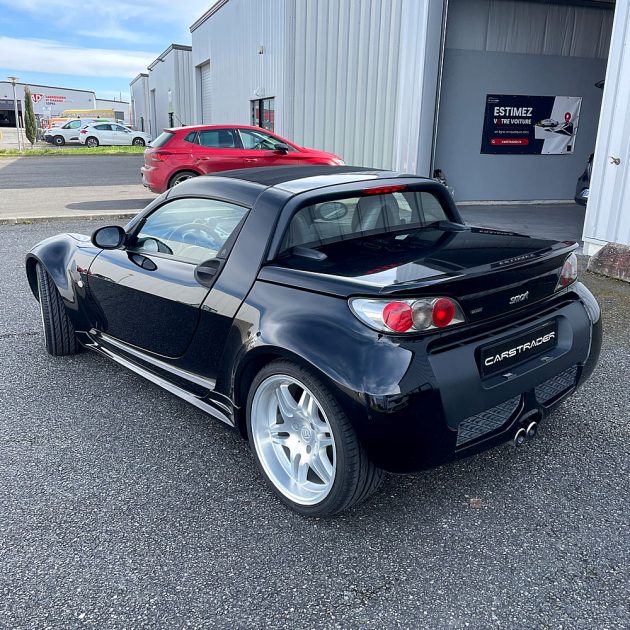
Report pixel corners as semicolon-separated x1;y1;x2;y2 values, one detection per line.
79;129;87;134
432;298;456;328
362;184;407;196
350;297;465;334
151;151;172;162
382;302;414;332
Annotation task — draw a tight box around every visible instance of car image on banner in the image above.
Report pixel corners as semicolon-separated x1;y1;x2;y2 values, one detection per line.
481;94;582;155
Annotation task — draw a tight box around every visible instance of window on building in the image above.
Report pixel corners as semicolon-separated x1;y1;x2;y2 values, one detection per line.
251;98;275;131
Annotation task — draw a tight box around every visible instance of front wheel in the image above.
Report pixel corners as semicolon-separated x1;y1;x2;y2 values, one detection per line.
86;136;99;148
132;137;145;146
53;135;65;146
247;360;383;516
36;264;79;356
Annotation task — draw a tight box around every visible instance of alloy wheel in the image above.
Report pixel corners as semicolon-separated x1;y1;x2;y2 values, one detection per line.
250;375;336;505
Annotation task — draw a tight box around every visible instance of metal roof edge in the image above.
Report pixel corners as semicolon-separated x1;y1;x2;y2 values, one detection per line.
190;0;229;32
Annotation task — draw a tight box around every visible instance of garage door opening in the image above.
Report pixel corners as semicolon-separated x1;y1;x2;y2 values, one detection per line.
433;0;616;205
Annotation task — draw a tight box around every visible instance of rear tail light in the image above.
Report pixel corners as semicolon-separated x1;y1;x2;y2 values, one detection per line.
350;297;465;334
151;151;172;162
79;129;87;134
556;252;578;290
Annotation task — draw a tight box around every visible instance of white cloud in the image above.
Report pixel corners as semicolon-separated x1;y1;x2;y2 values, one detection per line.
0;36;157;79
0;0;212;42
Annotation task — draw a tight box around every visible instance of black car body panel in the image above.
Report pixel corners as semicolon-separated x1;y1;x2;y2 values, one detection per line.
26;166;602;474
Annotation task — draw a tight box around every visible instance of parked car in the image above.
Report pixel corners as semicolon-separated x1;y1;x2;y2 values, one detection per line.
78;123;151;148
43;118;113;146
575;153;593;206
26;166;601;516
140;125;345;193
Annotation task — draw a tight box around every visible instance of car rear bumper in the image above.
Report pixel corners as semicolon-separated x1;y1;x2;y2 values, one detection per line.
339;283;601;473
140;165;165;193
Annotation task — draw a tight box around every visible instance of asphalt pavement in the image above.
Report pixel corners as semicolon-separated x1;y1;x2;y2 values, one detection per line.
0;156;155;220
0;219;628;629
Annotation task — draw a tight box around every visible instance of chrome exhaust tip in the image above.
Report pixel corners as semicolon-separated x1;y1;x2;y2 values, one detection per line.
514;427;527;447
526;421;538;439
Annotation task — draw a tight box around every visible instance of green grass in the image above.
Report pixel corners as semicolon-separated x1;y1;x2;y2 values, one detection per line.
0;145;146;157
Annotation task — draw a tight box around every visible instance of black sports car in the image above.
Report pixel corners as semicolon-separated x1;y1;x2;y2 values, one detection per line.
26;166;602;516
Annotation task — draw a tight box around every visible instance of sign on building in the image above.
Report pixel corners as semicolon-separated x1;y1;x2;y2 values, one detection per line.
481;94;582;155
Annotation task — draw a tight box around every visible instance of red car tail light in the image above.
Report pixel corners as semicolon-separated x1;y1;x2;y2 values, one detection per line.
349;297;465;334
150;150;173;162
79;129;87;134
556;252;578;290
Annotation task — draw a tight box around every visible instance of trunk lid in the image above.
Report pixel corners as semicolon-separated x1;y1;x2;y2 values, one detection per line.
259;225;576;323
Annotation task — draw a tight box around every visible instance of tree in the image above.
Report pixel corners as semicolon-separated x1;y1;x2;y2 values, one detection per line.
23;86;37;147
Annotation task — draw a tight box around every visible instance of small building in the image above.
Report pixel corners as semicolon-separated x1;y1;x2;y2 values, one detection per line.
0;81;96;127
146;44;194;137
130;73;150;132
95;98;130;124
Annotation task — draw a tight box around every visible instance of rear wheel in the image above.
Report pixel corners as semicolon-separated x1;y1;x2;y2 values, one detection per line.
86;136;99;148
36;264;79;356
53;135;65;146
132;137;145;146
169;170;198;188
247;360;383;516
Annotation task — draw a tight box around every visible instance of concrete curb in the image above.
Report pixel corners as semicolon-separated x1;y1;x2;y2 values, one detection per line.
0;212;137;225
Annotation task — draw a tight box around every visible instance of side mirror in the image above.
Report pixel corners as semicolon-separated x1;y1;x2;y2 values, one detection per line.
274;143;290;154
313;201;348;221
91;225;126;249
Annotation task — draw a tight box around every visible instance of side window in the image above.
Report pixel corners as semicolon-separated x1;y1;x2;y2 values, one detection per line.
239;128;294;151
132;198;248;264
113;124;129;132
94;124;111;131
183;131;199;144
65;120;81;129
198;129;238;149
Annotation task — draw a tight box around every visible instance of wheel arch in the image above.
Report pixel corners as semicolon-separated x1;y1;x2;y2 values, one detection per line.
168;169;202;189
231;344;361;440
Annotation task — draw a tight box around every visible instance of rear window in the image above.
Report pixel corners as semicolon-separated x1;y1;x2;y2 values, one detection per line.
151;131;174;148
281;190;449;251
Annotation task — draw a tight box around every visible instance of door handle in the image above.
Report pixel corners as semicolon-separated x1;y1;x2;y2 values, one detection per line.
195;258;223;288
609;156;621;165
244;158;258;163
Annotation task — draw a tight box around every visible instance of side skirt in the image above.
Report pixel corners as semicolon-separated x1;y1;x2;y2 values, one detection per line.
79;332;235;428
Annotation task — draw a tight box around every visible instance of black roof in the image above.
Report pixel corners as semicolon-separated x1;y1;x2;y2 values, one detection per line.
213;165;382;187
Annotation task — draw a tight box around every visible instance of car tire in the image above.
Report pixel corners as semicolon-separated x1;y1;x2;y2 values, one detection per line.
168;171;198;188
36;264;79;356
246;360;383;517
132;137;145;147
86;137;99;148
53;135;65;146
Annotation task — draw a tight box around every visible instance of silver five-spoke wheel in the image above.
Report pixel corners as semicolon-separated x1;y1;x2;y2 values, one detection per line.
250;375;336;506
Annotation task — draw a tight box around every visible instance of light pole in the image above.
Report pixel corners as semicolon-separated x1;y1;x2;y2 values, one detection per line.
7;76;22;151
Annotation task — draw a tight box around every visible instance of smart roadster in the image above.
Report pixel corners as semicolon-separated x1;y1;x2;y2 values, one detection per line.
26;166;602;516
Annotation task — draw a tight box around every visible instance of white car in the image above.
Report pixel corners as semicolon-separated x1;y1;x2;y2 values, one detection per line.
78;123;151;147
44;118;113;146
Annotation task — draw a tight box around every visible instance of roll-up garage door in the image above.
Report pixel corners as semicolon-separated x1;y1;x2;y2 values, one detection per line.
200;62;211;124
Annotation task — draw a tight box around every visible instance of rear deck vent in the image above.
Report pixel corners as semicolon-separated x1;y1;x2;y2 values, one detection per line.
535;365;578;406
456;396;521;447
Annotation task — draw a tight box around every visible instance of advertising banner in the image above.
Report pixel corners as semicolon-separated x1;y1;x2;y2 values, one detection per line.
481;94;582;155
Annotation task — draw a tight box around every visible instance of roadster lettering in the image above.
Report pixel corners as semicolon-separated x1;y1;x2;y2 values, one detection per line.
484;331;556;367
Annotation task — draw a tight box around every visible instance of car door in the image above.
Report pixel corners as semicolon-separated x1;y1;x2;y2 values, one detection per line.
92;123;113;145
237;128;304;167
110;124;131;145
87;197;249;359
64;119;82;142
189;128;247;174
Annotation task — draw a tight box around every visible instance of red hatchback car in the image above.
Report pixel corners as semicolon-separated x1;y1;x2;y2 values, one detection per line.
141;125;345;194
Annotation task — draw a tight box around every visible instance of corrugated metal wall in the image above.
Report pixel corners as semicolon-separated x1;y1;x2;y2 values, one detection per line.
191;0;286;129
286;0;442;172
583;0;630;252
173;49;194;126
130;76;149;131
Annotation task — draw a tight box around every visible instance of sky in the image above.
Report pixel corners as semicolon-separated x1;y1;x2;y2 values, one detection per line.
0;0;212;102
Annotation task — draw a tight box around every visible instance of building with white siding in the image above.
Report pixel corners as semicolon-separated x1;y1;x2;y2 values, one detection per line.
188;0;628;257
130;73;150;132
95;98;130;123
146;44;194;137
